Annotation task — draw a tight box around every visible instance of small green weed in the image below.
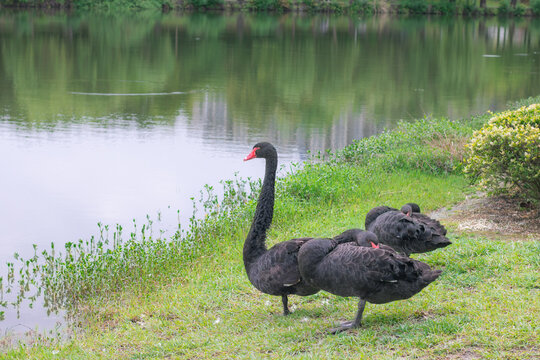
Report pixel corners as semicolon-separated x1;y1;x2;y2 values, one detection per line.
0;174;258;319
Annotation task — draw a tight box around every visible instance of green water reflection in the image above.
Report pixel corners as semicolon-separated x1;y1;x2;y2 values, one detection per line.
1;11;540;144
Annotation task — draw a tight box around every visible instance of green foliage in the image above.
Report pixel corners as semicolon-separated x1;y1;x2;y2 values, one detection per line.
430;0;457;14
301;0;317;10
74;0;166;10
494;1;527;16
297;0;345;13
461;0;479;15
280;162;373;204
464;104;540;202
330;116;476;175
513;2;527;16
403;0;429;13
396;0;429;13
186;0;224;9
1;175;258;315
497;0;512;15
318;0;344;12
349;0;375;13
276;115;479;206
533;0;540;15
248;0;286;11
0;0;170;9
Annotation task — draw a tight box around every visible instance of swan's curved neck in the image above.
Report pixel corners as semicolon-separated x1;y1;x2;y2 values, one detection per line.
243;154;277;267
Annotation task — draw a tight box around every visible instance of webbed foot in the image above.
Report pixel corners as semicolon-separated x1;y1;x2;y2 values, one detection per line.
328;320;361;334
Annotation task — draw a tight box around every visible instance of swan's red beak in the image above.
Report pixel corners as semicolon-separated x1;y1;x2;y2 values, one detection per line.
370;242;379;249
244;147;259;161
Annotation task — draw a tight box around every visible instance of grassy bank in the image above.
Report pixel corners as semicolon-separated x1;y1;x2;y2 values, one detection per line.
2;96;540;358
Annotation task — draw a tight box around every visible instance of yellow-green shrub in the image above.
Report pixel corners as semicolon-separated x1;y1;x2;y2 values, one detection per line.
464;104;540;202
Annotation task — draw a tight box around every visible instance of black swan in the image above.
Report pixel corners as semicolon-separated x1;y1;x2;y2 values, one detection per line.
333;228;396;253
243;142;320;315
297;230;442;333
364;203;421;229
365;203;451;256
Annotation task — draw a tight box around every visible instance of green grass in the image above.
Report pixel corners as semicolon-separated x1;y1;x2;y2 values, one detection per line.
4;236;538;358
2;96;540;358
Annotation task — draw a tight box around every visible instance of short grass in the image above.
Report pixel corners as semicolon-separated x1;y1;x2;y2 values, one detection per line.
4;170;539;359
2;96;540;359
5;225;539;358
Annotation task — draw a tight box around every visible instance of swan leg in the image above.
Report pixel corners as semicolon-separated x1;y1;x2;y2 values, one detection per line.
329;299;366;334
282;295;290;315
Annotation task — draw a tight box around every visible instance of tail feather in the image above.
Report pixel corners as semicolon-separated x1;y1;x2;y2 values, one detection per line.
422;269;442;283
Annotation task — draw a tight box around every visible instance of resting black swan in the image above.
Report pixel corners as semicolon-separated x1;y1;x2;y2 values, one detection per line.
243;142;320;315
297;230;442;333
333;228;395;253
365;203;451;256
364;203;421;230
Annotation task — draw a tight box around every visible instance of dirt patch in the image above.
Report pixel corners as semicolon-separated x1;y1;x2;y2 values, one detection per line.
442;348;483;360
430;193;539;240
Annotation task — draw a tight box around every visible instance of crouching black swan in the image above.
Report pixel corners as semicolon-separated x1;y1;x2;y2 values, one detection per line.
243;142;320;315
297;230;442;333
365;203;451;256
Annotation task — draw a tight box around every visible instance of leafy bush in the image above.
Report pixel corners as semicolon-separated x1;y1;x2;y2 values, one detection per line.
318;0;344;13
513;3;527;16
350;0;375;14
248;0;285;11
187;0;223;9
431;0;457;15
533;0;540;15
464;104;540;202
497;0;511;15
402;0;429;13
461;0;478;15
301;0;317;10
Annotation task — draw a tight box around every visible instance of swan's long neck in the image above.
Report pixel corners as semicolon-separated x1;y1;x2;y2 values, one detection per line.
243;154;277;268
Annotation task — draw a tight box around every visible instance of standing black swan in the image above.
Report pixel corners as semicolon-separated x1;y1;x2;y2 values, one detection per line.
243;142;320;315
365;203;451;256
297;230;442;333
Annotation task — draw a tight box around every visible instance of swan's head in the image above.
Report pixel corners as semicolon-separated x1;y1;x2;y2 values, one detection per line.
244;142;276;161
356;231;379;249
400;204;413;217
403;203;421;213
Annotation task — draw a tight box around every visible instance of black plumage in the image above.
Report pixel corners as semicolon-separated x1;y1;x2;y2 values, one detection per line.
243;142;319;315
365;203;451;256
297;230;442;333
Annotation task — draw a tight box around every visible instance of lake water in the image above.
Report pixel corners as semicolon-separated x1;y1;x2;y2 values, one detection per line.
1;11;540;333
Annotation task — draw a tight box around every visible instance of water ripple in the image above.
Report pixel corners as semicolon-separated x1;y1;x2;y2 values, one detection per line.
70;91;194;96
